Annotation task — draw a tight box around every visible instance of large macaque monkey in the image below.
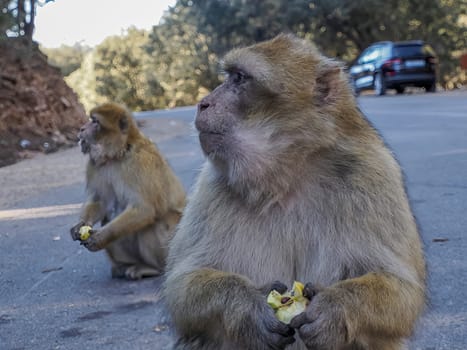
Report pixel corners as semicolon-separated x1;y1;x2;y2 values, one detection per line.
165;34;426;349
70;102;186;280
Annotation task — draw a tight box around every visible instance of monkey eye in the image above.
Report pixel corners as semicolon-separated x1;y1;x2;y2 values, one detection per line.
231;70;248;84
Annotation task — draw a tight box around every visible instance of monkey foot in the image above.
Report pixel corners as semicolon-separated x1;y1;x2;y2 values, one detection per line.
111;265;162;280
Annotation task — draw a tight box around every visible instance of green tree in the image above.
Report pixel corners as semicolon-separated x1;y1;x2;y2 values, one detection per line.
41;43;91;76
94;28;166;111
67;28;166;112
66;51;104;111
173;0;314;56
0;1;15;38
146;4;219;107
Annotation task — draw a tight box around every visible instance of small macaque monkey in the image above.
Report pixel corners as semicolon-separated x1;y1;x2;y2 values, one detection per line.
165;34;426;349
70;102;186;280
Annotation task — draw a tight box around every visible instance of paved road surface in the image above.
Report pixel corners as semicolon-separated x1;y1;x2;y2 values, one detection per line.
0;90;466;349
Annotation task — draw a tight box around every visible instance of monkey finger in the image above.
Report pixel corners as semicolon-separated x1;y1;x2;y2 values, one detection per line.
261;280;289;295
303;282;323;299
268;332;296;350
266;314;295;336
289;312;310;329
70;222;83;241
276;323;295;338
81;238;102;252
296;323;321;349
270;280;289;294
265;325;295;350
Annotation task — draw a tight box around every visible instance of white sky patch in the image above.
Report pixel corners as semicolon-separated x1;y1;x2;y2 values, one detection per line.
34;0;176;48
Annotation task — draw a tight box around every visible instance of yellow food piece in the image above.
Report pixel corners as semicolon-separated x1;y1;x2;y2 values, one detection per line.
292;281;305;296
79;225;92;241
267;281;309;324
267;290;285;309
275;299;307;324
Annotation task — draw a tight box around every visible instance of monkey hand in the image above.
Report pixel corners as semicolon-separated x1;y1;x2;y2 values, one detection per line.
242;297;296;350
260;280;289;295
81;231;105;252
290;285;348;350
70;221;86;241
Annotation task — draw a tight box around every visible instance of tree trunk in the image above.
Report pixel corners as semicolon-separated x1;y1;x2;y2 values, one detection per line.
24;0;35;41
17;0;25;35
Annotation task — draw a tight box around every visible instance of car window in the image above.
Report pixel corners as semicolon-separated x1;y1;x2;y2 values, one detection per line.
381;45;391;59
357;48;371;64
360;46;381;63
393;45;424;57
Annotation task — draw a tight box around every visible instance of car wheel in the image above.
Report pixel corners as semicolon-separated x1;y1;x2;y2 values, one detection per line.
374;73;386;96
395;86;405;94
425;82;436;93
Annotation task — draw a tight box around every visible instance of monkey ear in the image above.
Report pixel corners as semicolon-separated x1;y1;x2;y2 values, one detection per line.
314;60;343;106
119;116;129;133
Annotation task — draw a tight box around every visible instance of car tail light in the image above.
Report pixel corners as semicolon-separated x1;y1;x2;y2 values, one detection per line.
382;58;402;69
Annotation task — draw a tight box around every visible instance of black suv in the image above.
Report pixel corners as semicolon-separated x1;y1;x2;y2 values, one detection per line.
349;41;438;95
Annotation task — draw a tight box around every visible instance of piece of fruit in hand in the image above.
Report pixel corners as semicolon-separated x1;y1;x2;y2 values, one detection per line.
267;281;309;324
79;225;92;241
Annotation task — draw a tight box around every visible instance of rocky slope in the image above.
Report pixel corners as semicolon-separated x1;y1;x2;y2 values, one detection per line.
0;38;87;167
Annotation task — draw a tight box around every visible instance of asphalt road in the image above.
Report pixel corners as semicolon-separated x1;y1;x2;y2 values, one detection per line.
0;90;466;350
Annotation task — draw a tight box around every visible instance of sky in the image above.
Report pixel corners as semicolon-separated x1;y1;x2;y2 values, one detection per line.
34;0;176;48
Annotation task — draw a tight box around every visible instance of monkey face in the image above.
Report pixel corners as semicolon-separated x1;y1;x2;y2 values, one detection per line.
78;114;101;154
195;68;276;159
196;70;248;146
196;35;347;188
78;103;135;165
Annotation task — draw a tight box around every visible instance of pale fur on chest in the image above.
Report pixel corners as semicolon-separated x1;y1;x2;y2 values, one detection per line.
87;163;129;219
180;184;348;288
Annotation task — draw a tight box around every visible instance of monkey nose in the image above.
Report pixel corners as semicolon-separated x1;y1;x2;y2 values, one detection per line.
198;101;210;113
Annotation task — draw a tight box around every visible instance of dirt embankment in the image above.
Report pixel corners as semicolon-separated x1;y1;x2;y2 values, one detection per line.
0;38;87;167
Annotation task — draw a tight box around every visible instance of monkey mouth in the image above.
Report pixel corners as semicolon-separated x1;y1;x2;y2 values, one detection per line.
78;138;90;154
198;131;225;156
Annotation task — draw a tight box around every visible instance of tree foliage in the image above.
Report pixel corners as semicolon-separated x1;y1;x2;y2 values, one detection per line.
145;5;218;107
67;28;167;112
171;0;315;56
41;43;91;76
0;1;15;38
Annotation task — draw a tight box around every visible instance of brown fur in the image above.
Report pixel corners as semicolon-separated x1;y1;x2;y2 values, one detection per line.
165;34;425;349
70;102;186;279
